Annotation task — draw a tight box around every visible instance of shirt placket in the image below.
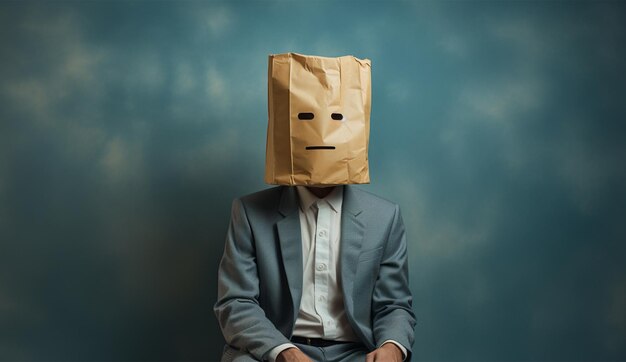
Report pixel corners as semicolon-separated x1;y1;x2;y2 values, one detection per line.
313;200;334;338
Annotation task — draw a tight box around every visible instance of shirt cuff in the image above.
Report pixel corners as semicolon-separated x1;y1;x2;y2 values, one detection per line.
267;343;297;362
381;340;408;361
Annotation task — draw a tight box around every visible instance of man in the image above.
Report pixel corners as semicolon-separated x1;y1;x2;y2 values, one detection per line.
214;53;415;361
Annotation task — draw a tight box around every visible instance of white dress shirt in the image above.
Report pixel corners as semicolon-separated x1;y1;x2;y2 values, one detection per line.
268;186;407;361
293;185;357;340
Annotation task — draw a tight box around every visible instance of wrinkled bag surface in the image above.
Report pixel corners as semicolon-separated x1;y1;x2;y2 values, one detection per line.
265;52;371;186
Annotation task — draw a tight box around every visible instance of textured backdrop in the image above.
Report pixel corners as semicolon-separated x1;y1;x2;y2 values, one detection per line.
1;1;625;361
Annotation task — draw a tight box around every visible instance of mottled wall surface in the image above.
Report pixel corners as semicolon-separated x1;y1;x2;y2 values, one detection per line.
1;1;625;361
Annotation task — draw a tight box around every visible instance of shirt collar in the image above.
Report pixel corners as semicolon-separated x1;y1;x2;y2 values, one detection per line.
295;186;343;213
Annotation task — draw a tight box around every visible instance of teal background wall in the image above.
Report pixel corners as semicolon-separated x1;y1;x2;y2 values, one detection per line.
1;1;625;360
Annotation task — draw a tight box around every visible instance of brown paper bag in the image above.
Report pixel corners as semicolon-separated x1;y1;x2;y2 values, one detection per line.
265;53;372;186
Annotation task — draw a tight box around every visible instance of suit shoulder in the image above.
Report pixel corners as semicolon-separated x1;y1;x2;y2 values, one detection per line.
236;186;283;209
349;186;399;212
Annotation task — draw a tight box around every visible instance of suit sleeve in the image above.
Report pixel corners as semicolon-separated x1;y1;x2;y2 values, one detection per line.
213;198;292;360
371;204;416;358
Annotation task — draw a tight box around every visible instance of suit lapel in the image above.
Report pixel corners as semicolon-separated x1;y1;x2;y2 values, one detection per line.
276;186;303;326
340;185;365;313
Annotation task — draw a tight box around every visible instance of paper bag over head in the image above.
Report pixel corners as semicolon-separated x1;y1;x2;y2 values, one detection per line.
265;52;372;186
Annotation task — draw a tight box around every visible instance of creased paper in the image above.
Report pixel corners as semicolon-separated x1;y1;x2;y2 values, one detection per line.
265;52;371;186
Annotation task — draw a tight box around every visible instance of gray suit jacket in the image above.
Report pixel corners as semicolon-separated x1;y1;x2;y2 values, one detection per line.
214;186;416;360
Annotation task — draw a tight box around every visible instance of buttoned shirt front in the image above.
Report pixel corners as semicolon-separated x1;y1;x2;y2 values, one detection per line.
292;185;357;341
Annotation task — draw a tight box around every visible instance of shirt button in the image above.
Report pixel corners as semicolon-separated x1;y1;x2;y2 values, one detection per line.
318;229;328;238
318;296;325;302
316;263;326;271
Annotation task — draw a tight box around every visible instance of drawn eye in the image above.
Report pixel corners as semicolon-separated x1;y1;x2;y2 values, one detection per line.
298;112;314;120
331;113;343;121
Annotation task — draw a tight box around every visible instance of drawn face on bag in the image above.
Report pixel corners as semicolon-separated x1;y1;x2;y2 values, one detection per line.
265;53;371;186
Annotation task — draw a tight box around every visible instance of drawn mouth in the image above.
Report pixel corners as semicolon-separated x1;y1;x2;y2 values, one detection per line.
305;146;336;150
